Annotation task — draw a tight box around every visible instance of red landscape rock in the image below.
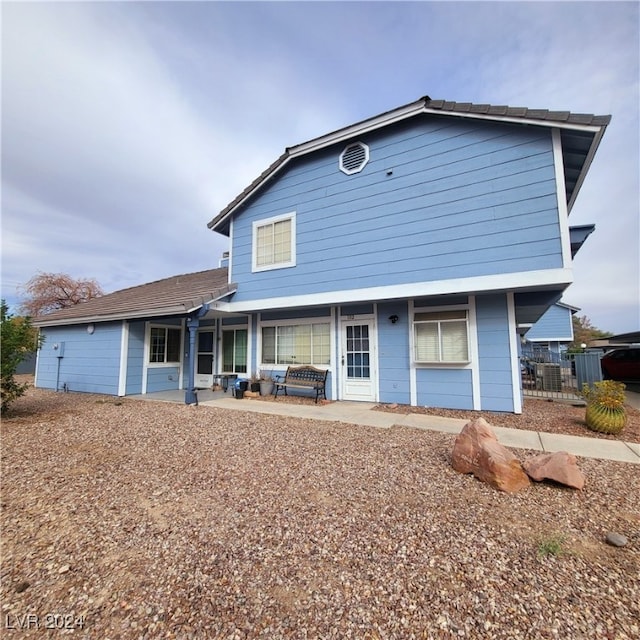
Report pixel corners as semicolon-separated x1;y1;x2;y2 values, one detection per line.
523;451;586;490
451;418;531;493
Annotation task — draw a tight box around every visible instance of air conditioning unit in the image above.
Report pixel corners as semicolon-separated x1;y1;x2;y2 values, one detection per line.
541;363;562;392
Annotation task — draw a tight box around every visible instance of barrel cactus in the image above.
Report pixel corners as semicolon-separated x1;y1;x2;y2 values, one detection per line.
582;380;627;435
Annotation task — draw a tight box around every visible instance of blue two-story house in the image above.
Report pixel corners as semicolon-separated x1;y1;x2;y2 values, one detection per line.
33;96;610;413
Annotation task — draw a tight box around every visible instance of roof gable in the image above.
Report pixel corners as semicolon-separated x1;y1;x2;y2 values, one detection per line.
33;268;235;327
208;95;610;235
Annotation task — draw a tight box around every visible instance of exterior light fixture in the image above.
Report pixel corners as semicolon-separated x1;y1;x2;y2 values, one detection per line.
389;315;399;324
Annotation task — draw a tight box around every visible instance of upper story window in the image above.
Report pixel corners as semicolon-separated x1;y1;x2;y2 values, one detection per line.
149;326;182;364
252;212;296;272
414;310;469;364
339;142;369;175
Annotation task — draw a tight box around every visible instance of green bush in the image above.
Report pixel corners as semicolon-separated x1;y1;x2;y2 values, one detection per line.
537;533;567;558
1;300;38;415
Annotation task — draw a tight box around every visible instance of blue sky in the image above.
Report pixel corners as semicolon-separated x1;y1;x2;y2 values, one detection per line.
2;1;638;334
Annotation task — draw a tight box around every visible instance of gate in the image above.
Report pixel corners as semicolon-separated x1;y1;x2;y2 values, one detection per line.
520;348;603;401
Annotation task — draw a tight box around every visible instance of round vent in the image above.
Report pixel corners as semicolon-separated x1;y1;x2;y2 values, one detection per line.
339;142;369;175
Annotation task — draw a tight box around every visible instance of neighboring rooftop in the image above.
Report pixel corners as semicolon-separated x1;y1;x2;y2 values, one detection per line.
33;268;235;327
208;95;611;235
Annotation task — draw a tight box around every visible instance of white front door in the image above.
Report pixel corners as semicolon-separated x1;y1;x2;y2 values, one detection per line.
341;320;377;402
195;330;215;388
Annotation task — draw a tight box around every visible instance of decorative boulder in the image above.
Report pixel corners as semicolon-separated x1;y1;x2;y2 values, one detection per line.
451;418;530;493
523;451;585;490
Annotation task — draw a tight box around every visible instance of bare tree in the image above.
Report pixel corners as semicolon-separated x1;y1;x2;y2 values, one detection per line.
19;272;104;317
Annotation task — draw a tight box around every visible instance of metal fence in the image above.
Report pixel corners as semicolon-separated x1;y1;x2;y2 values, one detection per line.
520;349;603;401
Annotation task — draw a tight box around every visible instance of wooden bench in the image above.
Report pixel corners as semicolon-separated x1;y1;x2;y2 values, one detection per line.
274;365;328;404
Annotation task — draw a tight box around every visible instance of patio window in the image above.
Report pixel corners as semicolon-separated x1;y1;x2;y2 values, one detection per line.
222;328;247;373
149;327;181;364
414;310;469;363
262;322;330;365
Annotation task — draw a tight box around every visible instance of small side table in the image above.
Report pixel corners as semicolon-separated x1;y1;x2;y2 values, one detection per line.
212;374;238;392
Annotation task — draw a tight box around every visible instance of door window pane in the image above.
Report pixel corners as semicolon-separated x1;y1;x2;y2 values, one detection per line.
197;355;213;375
166;329;181;363
198;332;214;352
346;324;371;378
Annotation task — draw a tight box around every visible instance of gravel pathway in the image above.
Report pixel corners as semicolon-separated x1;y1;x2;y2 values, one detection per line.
1;387;639;639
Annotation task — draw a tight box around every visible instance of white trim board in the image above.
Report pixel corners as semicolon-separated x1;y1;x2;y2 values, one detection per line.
210;269;574;314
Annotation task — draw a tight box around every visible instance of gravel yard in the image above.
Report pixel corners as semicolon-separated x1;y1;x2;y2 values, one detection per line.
1;385;639;639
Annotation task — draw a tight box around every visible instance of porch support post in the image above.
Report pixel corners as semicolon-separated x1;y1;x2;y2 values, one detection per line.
185;305;210;405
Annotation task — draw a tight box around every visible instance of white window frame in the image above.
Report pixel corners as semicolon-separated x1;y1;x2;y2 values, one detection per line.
259;317;331;368
221;326;248;374
413;308;470;365
148;324;183;367
252;212;296;272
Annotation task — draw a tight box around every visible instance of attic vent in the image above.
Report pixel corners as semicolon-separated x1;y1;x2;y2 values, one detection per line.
339;142;369;175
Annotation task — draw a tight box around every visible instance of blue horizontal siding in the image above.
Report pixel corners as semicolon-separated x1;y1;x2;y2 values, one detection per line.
147;367;181;393
526;304;573;341
377;302;411;405
416;368;474;410
476;294;516;412
37;323;122;395
126;322;145;395
230;116;560;303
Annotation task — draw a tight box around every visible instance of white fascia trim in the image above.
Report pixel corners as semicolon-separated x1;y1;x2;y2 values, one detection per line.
214;269;574;314
291;102;604;158
567;126;607;212
228;218;234;283
408;300;417;406
142;323;150;394
553;128;572;269
507;292;523;414
118;320;129;396
468;296;481;411
290;101;425;157
178;318;185;390
34;293;238;328
555;301;581;313
421;107;605;134
527;336;573;343
185;289;238;314
34;334;41;387
212;101;433;228
372;303;380;403
246;313;253;377
330;306;337;401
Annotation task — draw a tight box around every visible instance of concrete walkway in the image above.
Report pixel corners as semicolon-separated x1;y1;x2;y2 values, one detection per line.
131;389;639;464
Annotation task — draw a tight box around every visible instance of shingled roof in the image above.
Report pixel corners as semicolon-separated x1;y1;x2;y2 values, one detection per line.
33;268;235;327
208;95;610;234
424;99;611;127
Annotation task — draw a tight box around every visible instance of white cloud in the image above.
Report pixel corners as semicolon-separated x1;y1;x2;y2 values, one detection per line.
2;1;637;333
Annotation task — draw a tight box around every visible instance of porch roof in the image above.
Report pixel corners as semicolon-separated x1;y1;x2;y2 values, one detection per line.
33;268;236;327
